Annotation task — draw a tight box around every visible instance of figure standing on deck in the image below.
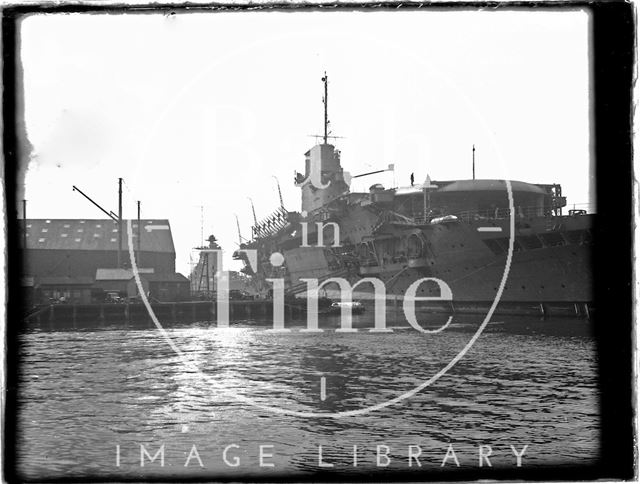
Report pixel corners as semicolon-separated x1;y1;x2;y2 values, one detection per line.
410;173;415;186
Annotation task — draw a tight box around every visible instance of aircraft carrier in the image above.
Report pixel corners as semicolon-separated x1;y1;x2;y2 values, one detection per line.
233;75;593;316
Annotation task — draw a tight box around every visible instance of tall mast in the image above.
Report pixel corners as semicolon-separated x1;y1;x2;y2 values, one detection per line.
472;145;476;180
322;72;328;144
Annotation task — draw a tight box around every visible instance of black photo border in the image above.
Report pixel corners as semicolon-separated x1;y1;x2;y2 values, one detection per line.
2;2;635;481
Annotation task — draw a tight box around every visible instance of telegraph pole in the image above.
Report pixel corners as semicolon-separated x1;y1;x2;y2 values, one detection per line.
137;200;141;266
118;178;123;268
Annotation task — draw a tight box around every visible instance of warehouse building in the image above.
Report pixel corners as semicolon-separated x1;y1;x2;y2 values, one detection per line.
22;219;176;278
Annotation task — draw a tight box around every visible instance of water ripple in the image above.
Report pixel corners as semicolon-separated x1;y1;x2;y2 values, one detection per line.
15;317;599;479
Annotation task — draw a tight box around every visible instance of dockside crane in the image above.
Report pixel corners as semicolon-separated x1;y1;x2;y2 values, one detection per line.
72;178;141;269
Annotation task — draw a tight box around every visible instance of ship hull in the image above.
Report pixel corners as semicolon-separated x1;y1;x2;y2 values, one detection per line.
282;214;593;309
368;242;591;303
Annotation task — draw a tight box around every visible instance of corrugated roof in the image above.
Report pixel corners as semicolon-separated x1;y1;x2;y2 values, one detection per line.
139;273;189;283
96;268;154;280
24;219;175;253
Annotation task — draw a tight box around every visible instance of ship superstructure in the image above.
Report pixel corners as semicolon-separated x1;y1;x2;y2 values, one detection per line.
234;75;592;310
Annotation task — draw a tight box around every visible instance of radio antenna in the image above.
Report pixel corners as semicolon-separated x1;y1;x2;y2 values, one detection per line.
322;72;328;144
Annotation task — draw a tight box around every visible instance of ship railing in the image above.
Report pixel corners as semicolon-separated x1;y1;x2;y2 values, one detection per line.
411;204;593;224
565;202;595;214
454;206;545;223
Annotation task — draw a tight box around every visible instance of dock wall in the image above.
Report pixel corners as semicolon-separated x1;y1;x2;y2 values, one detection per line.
23;298;593;329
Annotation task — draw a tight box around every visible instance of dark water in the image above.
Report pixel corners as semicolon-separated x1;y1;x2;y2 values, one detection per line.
14;314;600;479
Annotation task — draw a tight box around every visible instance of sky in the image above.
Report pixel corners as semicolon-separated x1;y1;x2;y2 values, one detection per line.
19;9;592;275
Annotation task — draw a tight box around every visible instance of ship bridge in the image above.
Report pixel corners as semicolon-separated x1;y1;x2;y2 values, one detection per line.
298;143;350;214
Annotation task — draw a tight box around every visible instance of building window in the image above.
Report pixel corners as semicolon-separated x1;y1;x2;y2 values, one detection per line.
78;229;83;233
42;228;48;232
96;224;101;228
75;238;81;242
38;238;45;243
45;220;50;223
63;224;70;228
61;234;68;238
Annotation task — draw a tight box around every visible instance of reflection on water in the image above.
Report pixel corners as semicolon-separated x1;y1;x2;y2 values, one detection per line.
15;314;599;479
